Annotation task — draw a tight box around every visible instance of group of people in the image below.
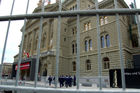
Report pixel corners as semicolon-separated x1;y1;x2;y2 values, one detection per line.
48;75;76;88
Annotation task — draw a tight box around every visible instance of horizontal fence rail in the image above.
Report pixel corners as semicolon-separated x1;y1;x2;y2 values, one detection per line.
0;9;140;21
0;85;140;93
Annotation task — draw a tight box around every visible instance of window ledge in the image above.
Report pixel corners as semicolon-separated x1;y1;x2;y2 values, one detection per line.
102;69;109;72
72;71;76;73
85;70;92;72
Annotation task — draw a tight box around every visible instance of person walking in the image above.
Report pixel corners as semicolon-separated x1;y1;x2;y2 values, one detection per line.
59;75;62;88
61;75;65;87
68;75;72;87
73;75;76;86
65;75;69;88
48;75;52;86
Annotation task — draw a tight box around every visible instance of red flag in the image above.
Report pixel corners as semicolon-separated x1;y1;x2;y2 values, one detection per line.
23;50;29;58
26;53;29;58
23;50;26;55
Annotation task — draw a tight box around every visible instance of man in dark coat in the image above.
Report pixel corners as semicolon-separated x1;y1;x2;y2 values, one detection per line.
65;75;69;88
48;75;52;86
59;75;62;88
68;75;72;87
73;75;76;86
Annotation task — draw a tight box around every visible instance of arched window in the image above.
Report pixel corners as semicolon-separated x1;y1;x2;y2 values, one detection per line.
72;61;76;71
101;36;105;48
72;44;75;54
75;43;77;53
72;41;77;54
106;34;110;47
89;39;92;50
103;57;110;69
29;42;31;54
34;37;38;50
41;33;46;48
86;60;91;71
85;40;89;51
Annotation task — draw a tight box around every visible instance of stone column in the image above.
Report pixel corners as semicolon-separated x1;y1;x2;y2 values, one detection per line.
46;19;50;50
31;32;34;55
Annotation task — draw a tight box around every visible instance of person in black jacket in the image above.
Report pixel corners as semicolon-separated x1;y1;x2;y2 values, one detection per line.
73;75;76;86
65;75;69;88
68;75;72;87
48;75;52;86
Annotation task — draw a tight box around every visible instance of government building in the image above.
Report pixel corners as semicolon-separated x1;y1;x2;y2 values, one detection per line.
13;0;140;87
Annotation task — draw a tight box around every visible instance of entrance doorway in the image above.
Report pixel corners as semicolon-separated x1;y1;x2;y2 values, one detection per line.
20;69;30;80
43;68;47;76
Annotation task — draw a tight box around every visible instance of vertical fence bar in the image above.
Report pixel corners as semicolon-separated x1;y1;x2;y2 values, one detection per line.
55;0;62;88
76;0;80;90
0;0;15;81
134;0;140;46
95;0;102;90
15;0;30;86
34;0;45;87
114;0;126;90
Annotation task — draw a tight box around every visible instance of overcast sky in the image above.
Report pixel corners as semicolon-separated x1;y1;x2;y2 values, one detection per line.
0;0;140;63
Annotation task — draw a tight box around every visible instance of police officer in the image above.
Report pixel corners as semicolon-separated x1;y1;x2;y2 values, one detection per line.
65;75;69;88
73;75;76;86
68;75;72;87
59;75;63;88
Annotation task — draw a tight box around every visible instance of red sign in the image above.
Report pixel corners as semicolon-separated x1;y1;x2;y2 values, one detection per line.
15;62;30;70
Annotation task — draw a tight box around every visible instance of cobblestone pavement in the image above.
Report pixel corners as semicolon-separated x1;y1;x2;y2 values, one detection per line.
0;79;100;89
1;79;139;93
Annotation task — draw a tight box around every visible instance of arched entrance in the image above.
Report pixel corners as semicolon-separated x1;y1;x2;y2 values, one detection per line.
43;68;47;76
42;64;48;76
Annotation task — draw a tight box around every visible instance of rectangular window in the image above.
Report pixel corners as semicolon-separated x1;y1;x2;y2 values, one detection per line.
89;39;92;50
86;60;91;71
84;23;88;31
85;40;89;51
101;36;105;48
100;18;104;25
72;44;75;54
72;62;76;71
88;22;91;30
104;16;108;24
106;35;110;47
72;28;75;35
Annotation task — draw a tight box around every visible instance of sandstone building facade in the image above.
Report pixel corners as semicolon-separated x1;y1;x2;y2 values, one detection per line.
13;0;139;85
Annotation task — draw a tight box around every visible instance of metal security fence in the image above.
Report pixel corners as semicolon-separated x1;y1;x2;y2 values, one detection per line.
0;0;140;93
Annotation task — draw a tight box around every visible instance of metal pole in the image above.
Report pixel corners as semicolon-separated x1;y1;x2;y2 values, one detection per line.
55;0;62;88
34;0;45;87
15;0;30;86
0;0;15;81
95;0;102;90
114;0;126;90
133;0;140;46
76;0;80;90
0;9;140;21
